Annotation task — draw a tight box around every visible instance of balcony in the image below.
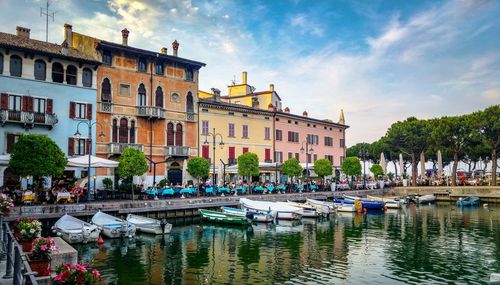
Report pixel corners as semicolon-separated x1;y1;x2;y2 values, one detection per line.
99;102;113;113
136;106;166;119
165;145;190;157
228;158;237;165
264;159;273;163
186;112;196;122
0;110;58;129
109;143;144;155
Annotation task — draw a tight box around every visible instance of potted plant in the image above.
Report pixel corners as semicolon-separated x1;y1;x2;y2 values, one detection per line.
15;217;42;251
102;178;113;190
402;173;409;187
0;194;14;216
54;261;101;285
29;237;58;276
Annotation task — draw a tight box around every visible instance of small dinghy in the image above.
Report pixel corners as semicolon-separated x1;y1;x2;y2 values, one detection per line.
306;198;337;214
240;198;303;220
417;194;436;204
456;196;480;207
126;214;172;235
221;207;275;223
338;195;385;210
52;214;101;244
284;201;321;217
366;195;402;209
334;202;357;212
91;211;136;239
199;209;250;225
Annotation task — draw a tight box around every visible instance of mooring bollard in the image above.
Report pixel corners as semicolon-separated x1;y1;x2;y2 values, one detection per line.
3;234;13;279
13;247;21;285
160;219;167;234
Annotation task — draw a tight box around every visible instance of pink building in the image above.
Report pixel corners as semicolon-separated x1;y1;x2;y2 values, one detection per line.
274;107;348;173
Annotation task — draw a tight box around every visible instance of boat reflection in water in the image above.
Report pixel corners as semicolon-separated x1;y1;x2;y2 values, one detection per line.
75;205;500;285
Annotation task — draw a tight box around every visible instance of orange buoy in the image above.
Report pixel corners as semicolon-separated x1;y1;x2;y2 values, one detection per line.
363;208;367;213
98;235;104;244
384;206;388;211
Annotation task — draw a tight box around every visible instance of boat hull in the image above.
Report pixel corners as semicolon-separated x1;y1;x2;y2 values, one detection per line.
200;209;249;225
334;203;357;212
126;214;172;235
92;211;136;239
306;199;336;214
335;198;385;210
222;207;275;223
240;198;302;220
456;196;480;207
53;214;101;244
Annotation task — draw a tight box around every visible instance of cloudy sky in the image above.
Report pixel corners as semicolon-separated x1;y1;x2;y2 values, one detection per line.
1;0;499;146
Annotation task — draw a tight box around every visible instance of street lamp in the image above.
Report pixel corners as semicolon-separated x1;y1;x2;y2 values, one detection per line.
203;128;224;187
359;146;368;189
74;120;105;201
300;140;314;182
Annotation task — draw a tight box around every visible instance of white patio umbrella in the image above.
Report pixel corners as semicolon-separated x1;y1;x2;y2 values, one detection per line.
437;150;443;178
182;159;188;185
380;152;387;175
420;152;426;178
67;155;118;168
399;153;404;177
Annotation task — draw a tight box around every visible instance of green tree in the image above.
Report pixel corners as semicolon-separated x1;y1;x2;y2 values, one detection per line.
187;157;210;182
346;142;373;161
118;148;148;200
9;134;67;185
281;158;303;181
313;159;333;185
237;152;259;187
370;164;384;178
341;157;362;189
474;105;500;185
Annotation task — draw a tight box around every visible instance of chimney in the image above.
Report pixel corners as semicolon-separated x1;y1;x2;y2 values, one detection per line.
284;107;290;113
172;40;179;56
269;84;274;92
211;88;221;102
303;111;308;117
121;28;129;46
64;24;73;46
160;47;167;54
242;71;247;85
16;26;30;39
61;40;69;56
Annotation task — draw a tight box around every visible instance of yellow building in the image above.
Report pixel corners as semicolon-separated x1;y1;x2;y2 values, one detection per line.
198;89;274;183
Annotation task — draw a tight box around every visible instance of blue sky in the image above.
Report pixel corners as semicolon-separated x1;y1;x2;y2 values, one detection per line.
1;0;499;145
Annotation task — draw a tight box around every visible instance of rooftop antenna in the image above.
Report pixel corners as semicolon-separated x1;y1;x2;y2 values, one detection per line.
40;0;56;42
231;75;238;86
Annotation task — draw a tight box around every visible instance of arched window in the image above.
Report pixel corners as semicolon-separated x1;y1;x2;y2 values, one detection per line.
34;59;46;80
138;84;146;106
167;123;174;146
82;68;92;87
9;55;22;77
66;65;77;85
0;53;3;74
129;120;135;143
112;119;118;143
119;118;128;143
52;62;64;83
155;86;163;107
175;123;183;146
186;92;194;113
101;78;111;102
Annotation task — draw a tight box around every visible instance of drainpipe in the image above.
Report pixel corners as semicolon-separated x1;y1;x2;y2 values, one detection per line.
150;58;154;185
273;109;277;184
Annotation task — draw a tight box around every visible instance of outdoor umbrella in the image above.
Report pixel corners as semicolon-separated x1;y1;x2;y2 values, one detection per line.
420;152;426;179
437;150;443;178
67;155;118;168
399;153;404;177
380;152;387;175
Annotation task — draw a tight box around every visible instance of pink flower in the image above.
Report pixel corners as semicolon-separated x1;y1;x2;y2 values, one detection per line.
74;263;87;273
40;245;48;251
54;271;70;283
92;269;101;278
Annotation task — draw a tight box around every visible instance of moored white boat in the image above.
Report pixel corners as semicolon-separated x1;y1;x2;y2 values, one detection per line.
366;195;402;209
240;198;302;220
417;194;436;204
282;201;319;217
334;202;357;212
91;211;136;239
306;198;337;214
52;214;101;244
221;206;275;223
126;214;172;235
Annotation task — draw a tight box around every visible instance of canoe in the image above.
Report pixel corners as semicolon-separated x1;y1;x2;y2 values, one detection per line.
52;214;101;244
282;201;319;218
336;197;385;210
221;207;275;223
366;195;402;209
305;198;337;214
126;214;172;235
240;198;303;220
91;211;136;239
456;196;480;207
199;209;250;225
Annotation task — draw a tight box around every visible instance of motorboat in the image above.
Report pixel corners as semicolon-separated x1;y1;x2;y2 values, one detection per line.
305;198;337;214
126;214;172;235
52;214;101;244
417;194;436;204
338;195;385;210
240;198;303;220
199;209;250;225
282;201;320;218
366;195;402;209
334;202;357;212
221;207;275;223
456;196;480;207
91;211;136;239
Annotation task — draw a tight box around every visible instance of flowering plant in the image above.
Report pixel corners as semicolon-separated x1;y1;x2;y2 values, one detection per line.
0;194;14;212
54;261;101;285
31;237;58;260
15;217;42;241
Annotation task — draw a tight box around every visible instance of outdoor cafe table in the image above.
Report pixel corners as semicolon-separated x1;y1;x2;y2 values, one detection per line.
234;186;247;193
145;189;159;196
310;185;318;191
266;185;275;192
56;192;71;203
218;187;231;194
337;184;350;190
254;186;265;192
296;185;304;191
276;185;287;191
180;187;196;195
205;187;214;195
161;188;175;196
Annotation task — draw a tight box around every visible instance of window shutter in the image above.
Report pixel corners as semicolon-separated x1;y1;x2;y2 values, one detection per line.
243;147;248;154
22;96;28;112
68;137;74;156
85;139;91;155
202;145;209;159
0;93;8;109
69;101;75;118
229;147;235;159
86;103;93;120
6;134;15;153
46;99;53;114
27;96;34;112
265;149;271;161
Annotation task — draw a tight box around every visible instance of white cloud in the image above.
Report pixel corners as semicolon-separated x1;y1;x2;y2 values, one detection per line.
482;89;500;102
290;14;324;37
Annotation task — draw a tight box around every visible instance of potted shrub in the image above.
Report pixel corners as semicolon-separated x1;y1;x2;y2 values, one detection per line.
0;194;14;216
402;173;409;187
15;217;42;251
102;178;113;190
29;237;58;276
54;261;102;285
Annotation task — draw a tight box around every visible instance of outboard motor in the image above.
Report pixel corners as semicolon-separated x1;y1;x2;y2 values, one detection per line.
245;212;255;220
120;223;128;238
160;219;168;234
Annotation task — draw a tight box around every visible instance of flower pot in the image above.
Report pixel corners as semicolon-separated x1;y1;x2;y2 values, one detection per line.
14;232;22;239
2;210;10;217
28;257;51;276
402;179;408;187
19;239;34;252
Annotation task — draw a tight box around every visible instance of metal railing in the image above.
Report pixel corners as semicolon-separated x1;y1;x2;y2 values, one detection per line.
0;110;58;129
99;102;113;113
136;106;166;119
109;142;144;154
1;218;39;285
165;145;190;157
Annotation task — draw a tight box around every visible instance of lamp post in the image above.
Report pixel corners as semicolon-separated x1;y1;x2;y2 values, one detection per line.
74;119;104;201
359;146;367;189
203;128;224;187
300;140;314;183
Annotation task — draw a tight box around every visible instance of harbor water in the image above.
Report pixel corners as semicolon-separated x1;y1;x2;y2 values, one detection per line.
75;204;500;284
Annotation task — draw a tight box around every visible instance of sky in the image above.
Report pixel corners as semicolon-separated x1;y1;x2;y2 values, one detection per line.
1;0;499;146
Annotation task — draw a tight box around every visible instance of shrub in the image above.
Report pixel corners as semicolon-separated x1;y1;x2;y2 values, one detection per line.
15;217;42;241
32;237;58;260
54;261;101;285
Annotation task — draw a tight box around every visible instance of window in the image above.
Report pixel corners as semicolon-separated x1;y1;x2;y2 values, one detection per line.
33;98;46;113
202;120;209;135
276;129;282;141
186;92;194;113
102;51;112;65
295;121;298;125
228;112;234;116
6;133;21;153
275;118;279;121
52;63;64;83
325;136;333;147
119;83;130;97
264;127;270;140
66;65;77;85
112;119;118;143
155;63;164;75
242;125;249;138
82;68;92;87
201;108;208;112
325;155;334;164
202;145;209;159
295;153;300;160
265;149;271;162
70;102;91;119
242;114;248;117
75;103;87;119
119;118;128;143
313;154;317;162
307;134;319;145
275;151;283;163
138;84;147;106
185;68;193;81
287;131;299;143
75;138;87;155
8;95;21;111
242;147;249;154
228;147;235;159
34;59;46;80
307;154;312;163
288;152;292;159
175;124;183;146
155;86;163;107
130;120;135;143
288;120;291;124
228;123;235;137
167;123;175;146
138;59;147;72
0;53;3;74
9;55;22;77
340;139;345;148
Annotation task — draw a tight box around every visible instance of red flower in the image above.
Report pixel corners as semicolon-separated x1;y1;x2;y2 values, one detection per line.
76;273;85;284
54;271;70;283
92;268;101;278
74;263;87;273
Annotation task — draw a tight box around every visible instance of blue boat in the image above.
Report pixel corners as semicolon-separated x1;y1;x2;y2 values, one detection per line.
456;196;480;207
335;197;385;210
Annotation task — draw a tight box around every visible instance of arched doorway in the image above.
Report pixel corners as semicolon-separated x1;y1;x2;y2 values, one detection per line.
168;162;182;186
3;167;19;189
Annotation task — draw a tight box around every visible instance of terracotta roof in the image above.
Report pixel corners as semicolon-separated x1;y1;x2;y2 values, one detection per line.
0;32;100;64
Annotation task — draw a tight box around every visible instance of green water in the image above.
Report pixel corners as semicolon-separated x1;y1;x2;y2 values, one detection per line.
75;204;500;284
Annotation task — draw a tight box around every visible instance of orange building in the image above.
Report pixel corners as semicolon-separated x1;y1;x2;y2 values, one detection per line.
66;24;205;186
